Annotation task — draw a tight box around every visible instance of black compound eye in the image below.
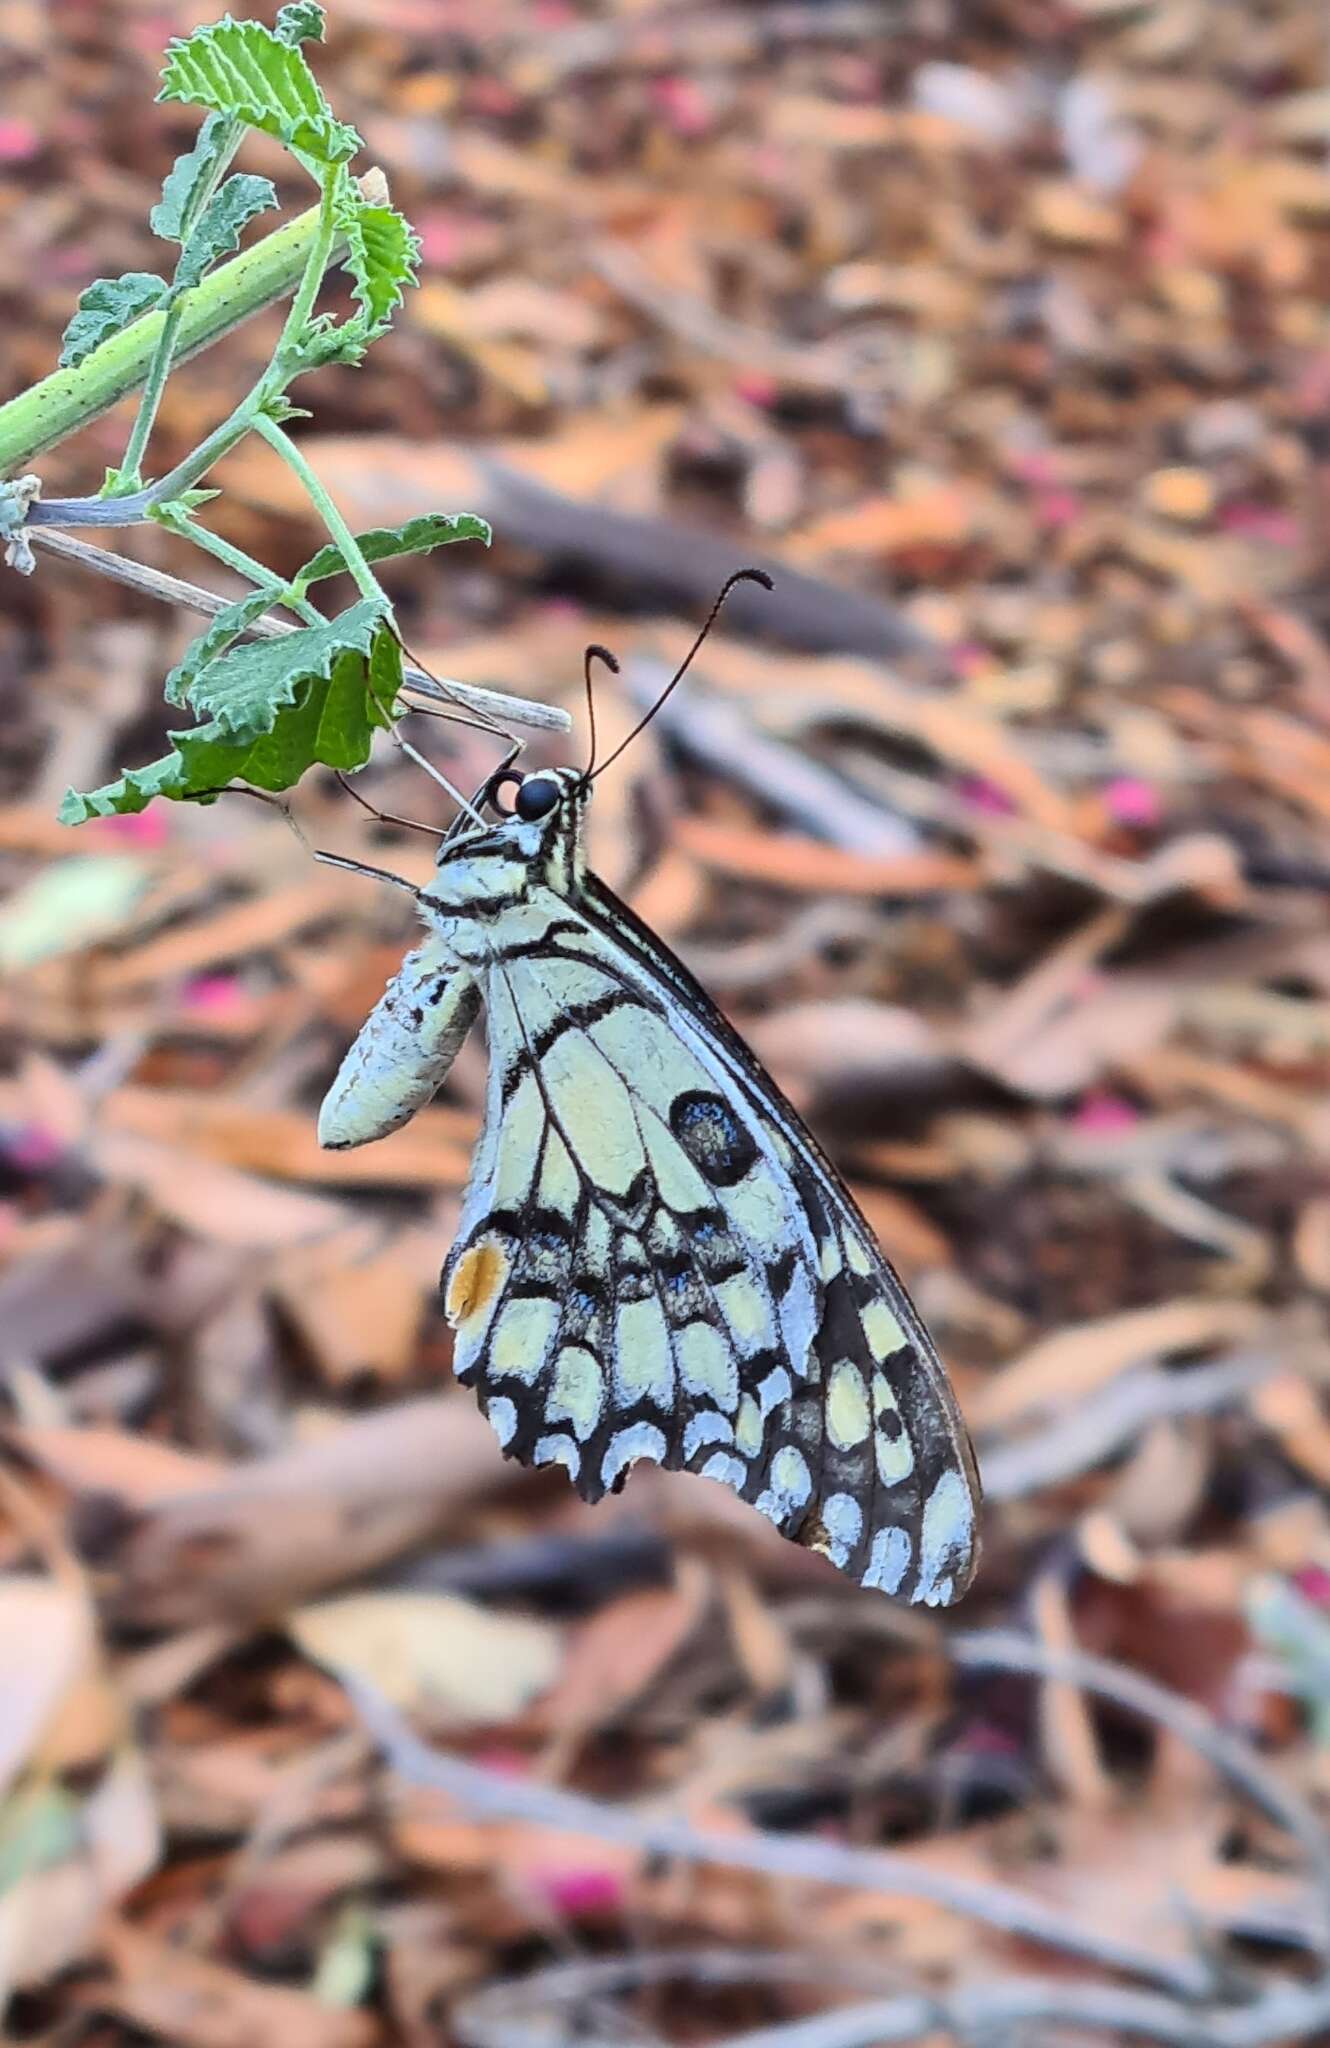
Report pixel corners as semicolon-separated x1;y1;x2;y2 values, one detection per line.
515;775;561;821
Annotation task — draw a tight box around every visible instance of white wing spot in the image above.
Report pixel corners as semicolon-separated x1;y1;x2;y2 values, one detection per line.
700;1451;750;1491
827;1360;870;1450
863;1526;911;1594
846;1234;874;1278
684;1411;732;1460
735;1394;763;1456
490;1296;559;1383
548;1346;604;1441
818;1234;842;1282
758;1364;793;1415
678;1322;738;1412
816;1491;863;1568
777;1264;818;1376
919;1469;973;1605
614;1294;674;1408
486;1397;517;1447
716;1273;772;1352
862;1299;906;1361
602;1421;667;1490
768;1445;811;1511
533;1433;580;1479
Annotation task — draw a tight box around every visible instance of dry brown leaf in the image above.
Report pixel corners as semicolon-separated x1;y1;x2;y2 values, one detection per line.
88;878;347;995
291;1591;561;1722
537;1564;712;1742
101;1089;473;1191
0;1751;159;1997
16;1424;225;1503
976;1299;1264;1431
672;816;980;897
744;1001;947;1113
272;1227;429;1384
90;1128;348;1248
0;1576;93;1793
1031;1573;1114;1809
97;1921;375;2048
102;1395;514;1629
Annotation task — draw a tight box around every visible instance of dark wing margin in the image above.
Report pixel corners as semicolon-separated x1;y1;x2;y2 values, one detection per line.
579;876;981;1604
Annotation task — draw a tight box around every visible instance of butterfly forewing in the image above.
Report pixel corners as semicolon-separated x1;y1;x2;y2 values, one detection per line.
321;767;980;1605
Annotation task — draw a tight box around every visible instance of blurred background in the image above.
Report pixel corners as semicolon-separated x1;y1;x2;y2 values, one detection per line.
5;1;1330;2042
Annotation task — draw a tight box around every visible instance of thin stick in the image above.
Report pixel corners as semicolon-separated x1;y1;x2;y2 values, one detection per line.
25;528;571;736
452;1949;1330;2048
950;1628;1330;1950
343;1671;1215;1998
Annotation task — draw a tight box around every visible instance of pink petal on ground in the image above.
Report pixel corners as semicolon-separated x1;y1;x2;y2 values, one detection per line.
0;121;39;162
1218;503;1300;547
1103;777;1161;828
1034;487;1083;530
955;773;1016;815
471;1746;531;1778
8;1124;63;1171
735;373;778;409
181;974;243;1015
534;1864;626;1918
650;76;713;138
1072;1090;1140;1134
93;805;167;847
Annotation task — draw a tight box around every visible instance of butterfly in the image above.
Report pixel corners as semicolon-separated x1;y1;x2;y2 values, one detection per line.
317;578;980;1604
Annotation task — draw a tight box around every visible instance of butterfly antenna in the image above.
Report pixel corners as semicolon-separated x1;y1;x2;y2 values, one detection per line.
588;567;773;782
581;643;619;780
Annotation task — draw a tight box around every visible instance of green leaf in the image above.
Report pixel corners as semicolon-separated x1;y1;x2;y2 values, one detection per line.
294;512;490;592
150;110;231;241
158;18;359;166
282;316;371;375
61;617;402;824
275;2;326;44
161;587;279;708
58;273;168;368
189;595;387;736
338;197;420;333
174;173;277;292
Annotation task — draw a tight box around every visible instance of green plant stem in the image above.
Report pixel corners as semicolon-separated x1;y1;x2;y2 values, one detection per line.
0;184;373;479
159;515;323;623
251;412;382;606
115;303;185;489
114;120;247;493
263;176;339;394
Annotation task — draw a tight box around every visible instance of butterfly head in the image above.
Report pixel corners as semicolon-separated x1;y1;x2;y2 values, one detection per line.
426;762;590;907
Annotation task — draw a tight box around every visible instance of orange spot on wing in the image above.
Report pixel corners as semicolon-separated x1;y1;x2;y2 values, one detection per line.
446;1238;507;1326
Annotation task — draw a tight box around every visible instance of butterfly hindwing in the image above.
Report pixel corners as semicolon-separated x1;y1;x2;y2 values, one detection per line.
441;905;978;1605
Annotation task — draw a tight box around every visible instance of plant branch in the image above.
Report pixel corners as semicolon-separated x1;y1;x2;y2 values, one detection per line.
251;411;381;606
950;1628;1330;1952
343;1669;1216;1999
0;183;380;480
451;1950;1330;2048
26;529;571;735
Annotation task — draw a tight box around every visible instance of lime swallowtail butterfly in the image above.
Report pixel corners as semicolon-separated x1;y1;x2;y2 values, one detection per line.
318;585;980;1603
